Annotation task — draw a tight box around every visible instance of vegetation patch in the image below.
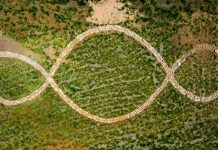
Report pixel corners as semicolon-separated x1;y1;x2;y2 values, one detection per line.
54;33;165;118
0;58;44;100
175;49;217;97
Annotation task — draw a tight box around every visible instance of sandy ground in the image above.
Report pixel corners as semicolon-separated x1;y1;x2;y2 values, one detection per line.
87;0;134;24
0;32;43;62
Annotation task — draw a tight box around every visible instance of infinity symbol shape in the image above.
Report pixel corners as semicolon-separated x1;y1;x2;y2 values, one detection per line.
0;25;217;123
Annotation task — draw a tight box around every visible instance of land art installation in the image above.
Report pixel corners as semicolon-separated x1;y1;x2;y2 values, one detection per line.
0;25;217;123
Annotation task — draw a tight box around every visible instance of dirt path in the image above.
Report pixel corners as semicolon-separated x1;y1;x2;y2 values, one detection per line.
0;33;43;62
0;25;217;123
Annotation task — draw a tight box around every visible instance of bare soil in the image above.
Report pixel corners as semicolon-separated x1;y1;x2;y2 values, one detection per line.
44;46;57;60
87;0;134;24
0;33;43;62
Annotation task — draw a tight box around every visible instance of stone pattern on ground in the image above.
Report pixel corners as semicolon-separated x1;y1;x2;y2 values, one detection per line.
0;25;217;123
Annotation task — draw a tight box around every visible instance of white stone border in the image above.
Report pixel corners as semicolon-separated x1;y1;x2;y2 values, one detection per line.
0;25;217;123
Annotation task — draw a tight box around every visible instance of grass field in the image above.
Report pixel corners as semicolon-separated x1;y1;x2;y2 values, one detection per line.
0;0;217;149
0;58;44;100
54;32;165;118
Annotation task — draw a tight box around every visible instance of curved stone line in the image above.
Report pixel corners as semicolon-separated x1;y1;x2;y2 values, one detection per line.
0;25;217;124
0;51;50;106
170;44;218;102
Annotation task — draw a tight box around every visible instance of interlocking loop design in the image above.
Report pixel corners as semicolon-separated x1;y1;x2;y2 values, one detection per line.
0;25;217;123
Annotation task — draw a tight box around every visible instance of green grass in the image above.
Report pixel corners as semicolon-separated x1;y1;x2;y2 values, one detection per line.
54;33;165;118
175;50;217;97
0;86;217;149
0;58;44;100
